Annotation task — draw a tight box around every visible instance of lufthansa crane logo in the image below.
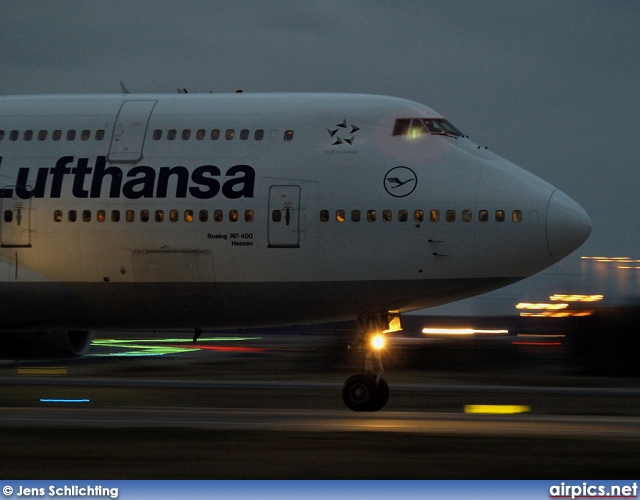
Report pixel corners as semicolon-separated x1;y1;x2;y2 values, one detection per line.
384;166;417;197
328;119;359;146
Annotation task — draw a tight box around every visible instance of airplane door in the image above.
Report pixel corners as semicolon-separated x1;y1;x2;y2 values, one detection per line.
107;100;157;164
268;185;301;248
0;193;31;247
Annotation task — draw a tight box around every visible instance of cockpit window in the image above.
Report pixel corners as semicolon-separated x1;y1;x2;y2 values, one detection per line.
393;118;463;138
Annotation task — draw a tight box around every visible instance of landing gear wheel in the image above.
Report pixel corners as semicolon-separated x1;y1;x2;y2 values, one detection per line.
367;377;389;412
342;374;377;412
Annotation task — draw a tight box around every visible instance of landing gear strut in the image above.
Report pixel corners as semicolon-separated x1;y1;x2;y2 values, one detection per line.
342;313;400;412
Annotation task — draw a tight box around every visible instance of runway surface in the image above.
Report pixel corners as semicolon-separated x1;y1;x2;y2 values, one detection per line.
2;331;640;478
2;405;640;438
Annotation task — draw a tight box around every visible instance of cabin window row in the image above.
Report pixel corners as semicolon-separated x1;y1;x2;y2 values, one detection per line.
50;209;254;223
319;209;523;223
0;129;106;142
151;128;294;142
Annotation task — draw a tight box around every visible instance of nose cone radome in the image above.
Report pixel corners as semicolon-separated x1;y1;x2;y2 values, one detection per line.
546;189;591;262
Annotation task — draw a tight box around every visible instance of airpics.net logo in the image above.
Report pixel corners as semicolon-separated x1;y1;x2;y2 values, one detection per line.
549;482;638;499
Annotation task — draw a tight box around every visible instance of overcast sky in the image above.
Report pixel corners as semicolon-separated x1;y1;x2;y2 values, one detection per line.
1;1;639;306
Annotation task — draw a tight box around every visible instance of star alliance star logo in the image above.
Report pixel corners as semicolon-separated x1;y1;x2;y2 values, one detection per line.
328;119;359;146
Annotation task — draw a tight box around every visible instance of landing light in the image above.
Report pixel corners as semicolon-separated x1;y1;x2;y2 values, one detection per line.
372;335;385;350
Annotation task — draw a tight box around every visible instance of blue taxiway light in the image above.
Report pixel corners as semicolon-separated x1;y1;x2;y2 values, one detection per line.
40;399;90;403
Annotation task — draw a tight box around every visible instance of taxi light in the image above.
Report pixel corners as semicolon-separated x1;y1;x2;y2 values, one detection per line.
372;335;385;350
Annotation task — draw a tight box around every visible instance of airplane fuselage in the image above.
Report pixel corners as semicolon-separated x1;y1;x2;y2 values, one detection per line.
0;93;590;331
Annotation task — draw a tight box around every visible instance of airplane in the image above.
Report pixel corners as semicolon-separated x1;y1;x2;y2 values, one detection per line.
0;91;591;411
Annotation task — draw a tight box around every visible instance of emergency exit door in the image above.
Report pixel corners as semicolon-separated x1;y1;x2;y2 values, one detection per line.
268;185;301;248
107;100;157;164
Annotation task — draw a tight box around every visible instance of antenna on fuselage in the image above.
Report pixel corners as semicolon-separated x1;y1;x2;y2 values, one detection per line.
119;81;130;94
177;88;188;93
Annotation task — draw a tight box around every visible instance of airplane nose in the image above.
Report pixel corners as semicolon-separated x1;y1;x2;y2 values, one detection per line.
546;189;591;262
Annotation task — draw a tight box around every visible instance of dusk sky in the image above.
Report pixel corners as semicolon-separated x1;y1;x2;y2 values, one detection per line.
1;1;638;310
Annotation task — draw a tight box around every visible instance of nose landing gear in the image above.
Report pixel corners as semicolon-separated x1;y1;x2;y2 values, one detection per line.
342;313;400;412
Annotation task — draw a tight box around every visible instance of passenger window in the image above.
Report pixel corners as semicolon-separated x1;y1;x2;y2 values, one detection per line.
67;130;76;141
24;130;33;141
97;210;106;222
196;129;205;140
170;210;179;222
398;210;408;222
38;130;47;141
68;210;77;222
383;210;392;222
185;210;194;222
167;129;176;140
52;130;62;141
512;210;522;223
336;210;345;223
52;210;61;222
96;130;105;141
240;129;249;140
153;129;162;140
199;210;208;222
244;210;254;222
320;210;329;222
496;210;505;222
229;210;238;222
225;129;235;140
140;210;149;222
351;210;361;222
284;130;294;141
181;129;191;140
446;210;456;222
367;210;377;222
479;210;489;222
0;130;4;141
429;210;439;222
414;209;425;223
462;210;472;222
81;130;90;141
155;210;164;222
211;129;220;140
214;210;223;222
126;210;135;222
9;130;18;141
254;129;264;141
111;210;120;222
82;210;91;222
272;209;282;222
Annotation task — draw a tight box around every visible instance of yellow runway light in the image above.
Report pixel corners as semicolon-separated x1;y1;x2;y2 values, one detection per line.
17;367;68;376
549;294;603;302
464;405;531;414
516;303;568;310
422;328;508;335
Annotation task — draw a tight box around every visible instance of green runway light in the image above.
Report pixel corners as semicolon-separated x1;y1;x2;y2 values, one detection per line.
90;337;262;357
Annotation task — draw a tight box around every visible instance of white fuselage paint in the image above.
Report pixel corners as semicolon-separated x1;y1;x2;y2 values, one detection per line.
0;93;590;330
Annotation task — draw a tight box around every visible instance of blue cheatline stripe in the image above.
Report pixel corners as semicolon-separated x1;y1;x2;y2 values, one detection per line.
39;399;90;403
